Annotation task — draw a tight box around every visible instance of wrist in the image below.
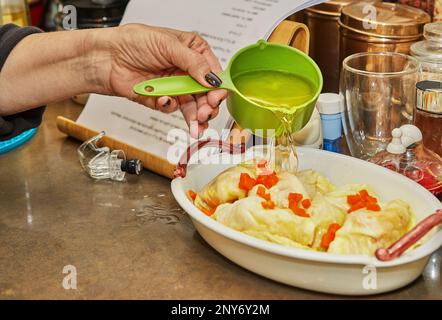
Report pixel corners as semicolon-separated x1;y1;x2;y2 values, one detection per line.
80;27;116;95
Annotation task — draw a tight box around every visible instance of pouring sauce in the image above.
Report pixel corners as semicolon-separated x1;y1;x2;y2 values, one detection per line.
233;70;316;173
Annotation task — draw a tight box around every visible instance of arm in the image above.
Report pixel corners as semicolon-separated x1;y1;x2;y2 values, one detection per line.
0;28;107;114
0;24;227;137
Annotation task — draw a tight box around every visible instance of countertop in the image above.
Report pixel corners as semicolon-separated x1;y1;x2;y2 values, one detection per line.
0;100;441;299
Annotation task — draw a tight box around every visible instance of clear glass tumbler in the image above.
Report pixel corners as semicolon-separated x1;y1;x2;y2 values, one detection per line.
340;52;419;159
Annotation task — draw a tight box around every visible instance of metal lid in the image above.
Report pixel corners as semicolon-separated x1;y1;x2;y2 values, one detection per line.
416;80;442;114
306;0;363;16
340;2;430;39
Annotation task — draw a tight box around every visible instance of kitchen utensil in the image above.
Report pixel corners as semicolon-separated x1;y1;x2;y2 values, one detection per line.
134;41;323;137
376;209;442;261
171;144;442;295
340;52;419;159
339;2;430;64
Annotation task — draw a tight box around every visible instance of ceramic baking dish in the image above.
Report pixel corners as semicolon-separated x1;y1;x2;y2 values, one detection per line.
171;146;442;295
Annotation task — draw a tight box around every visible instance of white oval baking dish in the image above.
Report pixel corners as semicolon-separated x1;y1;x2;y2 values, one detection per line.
171;146;442;295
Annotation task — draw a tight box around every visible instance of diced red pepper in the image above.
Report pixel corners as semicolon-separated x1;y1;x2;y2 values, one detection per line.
301;198;311;209
187;190;197;201
238;173;257;192
261;200;276;209
320;223;341;250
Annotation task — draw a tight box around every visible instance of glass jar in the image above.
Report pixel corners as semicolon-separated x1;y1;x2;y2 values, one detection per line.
369;124;442;196
411;22;442;81
413;80;442;157
0;0;31;26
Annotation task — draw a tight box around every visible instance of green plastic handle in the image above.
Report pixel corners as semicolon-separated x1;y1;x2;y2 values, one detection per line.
133;72;231;97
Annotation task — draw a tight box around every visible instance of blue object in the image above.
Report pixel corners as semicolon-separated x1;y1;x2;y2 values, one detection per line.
320;113;342;153
0;128;38;155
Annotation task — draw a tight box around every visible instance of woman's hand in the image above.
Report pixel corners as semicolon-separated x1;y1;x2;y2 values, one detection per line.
91;24;227;138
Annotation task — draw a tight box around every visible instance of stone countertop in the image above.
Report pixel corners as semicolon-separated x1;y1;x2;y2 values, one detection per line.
0;100;441;299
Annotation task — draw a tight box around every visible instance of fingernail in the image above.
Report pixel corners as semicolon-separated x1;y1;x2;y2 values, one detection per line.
162;97;171;108
205;72;222;87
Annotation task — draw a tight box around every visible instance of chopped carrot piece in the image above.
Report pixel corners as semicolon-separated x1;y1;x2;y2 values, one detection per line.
256;172;279;189
201;207;216;216
301;198;311;209
366;195;378;204
288;192;303;204
289;204;310;218
359;189;369;200
257;160;267;168
261;200;276;209
347;201;366;213
347;194;361;205
366;203;381;211
347;189;380;213
187;190;197;201
256;186;271;201
238;173;257;192
320;223;341;250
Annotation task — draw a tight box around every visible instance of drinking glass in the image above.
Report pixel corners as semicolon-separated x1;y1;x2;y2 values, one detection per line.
340;52;419;159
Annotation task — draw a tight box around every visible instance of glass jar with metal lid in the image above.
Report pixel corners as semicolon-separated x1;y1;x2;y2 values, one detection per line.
339;2;430;64
411;22;442;81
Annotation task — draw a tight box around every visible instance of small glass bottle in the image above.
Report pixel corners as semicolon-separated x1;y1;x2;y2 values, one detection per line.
369;124;442;196
413;80;442;157
0;0;31;26
77;132;143;181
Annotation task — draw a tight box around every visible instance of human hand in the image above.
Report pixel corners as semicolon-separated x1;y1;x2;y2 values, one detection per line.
95;24;227;138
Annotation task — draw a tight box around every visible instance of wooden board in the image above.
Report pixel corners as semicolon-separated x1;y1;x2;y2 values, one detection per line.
57;20;310;179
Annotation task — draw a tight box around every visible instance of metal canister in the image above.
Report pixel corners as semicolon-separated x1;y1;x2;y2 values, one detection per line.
299;0;373;93
339;2;430;65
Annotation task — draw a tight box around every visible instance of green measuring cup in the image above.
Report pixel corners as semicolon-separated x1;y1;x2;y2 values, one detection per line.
133;40;323;137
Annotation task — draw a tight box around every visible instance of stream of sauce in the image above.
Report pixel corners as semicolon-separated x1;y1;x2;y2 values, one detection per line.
233;70;315;173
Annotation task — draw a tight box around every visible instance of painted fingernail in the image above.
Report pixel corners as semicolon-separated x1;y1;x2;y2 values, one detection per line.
162;98;171;108
205;72;222;87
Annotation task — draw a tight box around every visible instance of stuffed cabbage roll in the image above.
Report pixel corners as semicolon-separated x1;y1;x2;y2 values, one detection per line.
212;196;316;247
194;165;255;213
328;200;414;256
307;193;347;250
296;170;335;198
248;171;310;209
